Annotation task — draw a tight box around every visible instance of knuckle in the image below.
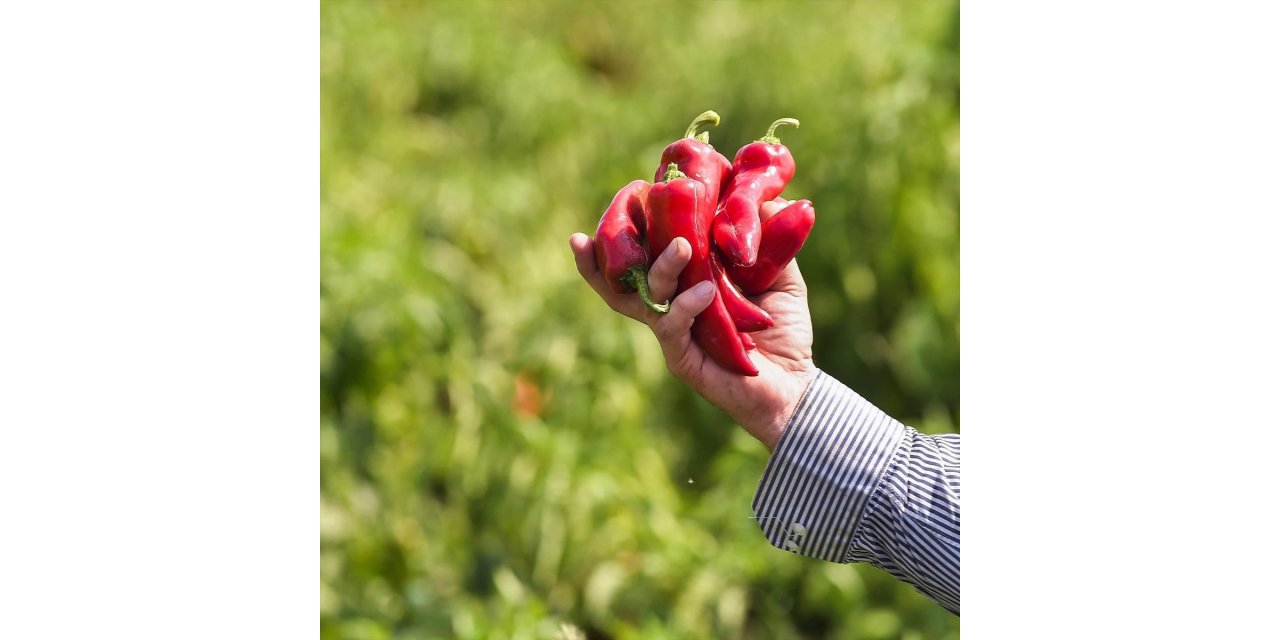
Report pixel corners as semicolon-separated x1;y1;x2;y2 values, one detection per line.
673;299;696;318
649;267;674;286
651;322;673;345
653;320;682;346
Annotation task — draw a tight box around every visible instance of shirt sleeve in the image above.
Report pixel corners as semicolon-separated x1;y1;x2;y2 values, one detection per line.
752;370;961;614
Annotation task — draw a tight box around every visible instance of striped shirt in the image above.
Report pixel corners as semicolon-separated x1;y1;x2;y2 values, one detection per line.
752;370;961;614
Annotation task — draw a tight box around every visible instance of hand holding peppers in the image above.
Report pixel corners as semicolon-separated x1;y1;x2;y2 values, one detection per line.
580;110;815;388
568;197;818;449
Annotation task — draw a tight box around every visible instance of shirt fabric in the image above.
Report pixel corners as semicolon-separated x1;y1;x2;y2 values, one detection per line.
752;370;961;614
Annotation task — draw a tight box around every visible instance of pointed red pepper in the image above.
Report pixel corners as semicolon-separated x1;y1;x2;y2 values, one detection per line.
712;117;800;267
592;179;668;313
713;250;774;332
724;199;816;295
655;110;733;219
646;163;758;376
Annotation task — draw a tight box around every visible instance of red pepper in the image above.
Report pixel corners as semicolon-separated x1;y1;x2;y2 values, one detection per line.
724;199;816;295
713;250;774;332
646;163;758;376
592;179;668;313
712;117;800;267
655;110;733;218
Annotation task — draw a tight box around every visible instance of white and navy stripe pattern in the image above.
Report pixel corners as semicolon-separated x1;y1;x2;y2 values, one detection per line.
752;371;961;614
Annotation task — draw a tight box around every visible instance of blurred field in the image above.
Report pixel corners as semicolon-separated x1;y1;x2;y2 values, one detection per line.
321;1;958;638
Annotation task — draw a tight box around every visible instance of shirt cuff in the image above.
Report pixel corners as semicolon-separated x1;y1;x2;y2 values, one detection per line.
751;370;906;562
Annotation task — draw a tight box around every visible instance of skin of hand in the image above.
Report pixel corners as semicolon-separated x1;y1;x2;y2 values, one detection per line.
569;199;818;450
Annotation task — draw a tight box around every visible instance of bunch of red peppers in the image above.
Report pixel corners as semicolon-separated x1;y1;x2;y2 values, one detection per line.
592;110;817;376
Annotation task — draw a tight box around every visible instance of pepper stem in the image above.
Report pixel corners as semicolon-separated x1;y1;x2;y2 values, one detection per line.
758;117;799;144
624;266;670;313
663;162;687;182
684;110;721;140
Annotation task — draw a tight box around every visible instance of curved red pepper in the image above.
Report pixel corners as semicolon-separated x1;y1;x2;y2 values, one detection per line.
655;110;732;219
724;199;816;295
713;250;774;332
592;179;668;313
712;118;799;267
646;164;758;376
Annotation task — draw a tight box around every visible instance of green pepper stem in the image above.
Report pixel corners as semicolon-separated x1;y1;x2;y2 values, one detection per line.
684;110;721;140
759;117;799;144
625;266;670;313
663;162;687;182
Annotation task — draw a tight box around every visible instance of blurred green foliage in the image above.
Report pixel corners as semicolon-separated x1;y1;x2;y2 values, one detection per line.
321;1;958;638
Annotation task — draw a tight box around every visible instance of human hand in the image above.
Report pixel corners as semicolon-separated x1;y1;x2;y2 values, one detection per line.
569;200;818;450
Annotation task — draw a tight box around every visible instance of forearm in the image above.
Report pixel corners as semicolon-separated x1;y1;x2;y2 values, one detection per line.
751;371;961;614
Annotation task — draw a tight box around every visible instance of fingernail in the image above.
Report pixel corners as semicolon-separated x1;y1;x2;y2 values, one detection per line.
663;238;681;260
691;280;714;300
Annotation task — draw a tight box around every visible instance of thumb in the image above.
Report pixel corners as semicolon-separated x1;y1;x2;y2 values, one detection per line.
651;280;715;360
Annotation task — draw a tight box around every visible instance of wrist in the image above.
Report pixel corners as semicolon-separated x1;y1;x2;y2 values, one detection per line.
755;366;819;450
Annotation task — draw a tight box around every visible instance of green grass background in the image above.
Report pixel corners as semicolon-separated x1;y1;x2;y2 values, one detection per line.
321;1;959;637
